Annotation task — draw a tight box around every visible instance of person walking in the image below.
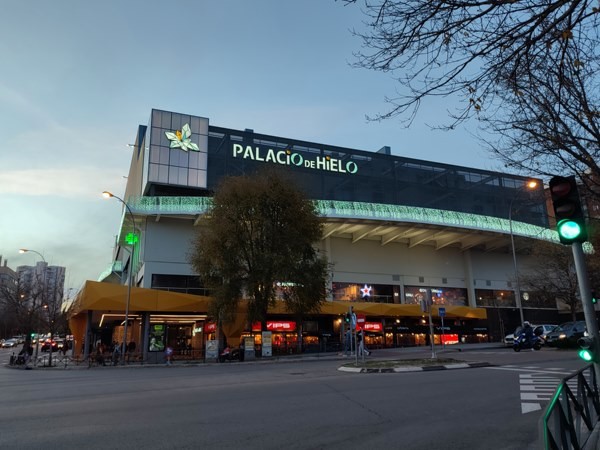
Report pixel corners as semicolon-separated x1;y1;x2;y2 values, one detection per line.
357;328;371;357
165;345;174;365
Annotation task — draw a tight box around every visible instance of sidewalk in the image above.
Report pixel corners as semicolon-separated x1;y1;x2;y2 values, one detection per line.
5;341;505;370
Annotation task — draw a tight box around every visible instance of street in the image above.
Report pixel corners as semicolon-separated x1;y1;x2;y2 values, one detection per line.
0;345;587;449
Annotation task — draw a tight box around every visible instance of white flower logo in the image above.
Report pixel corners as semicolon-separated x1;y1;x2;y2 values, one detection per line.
164;123;199;152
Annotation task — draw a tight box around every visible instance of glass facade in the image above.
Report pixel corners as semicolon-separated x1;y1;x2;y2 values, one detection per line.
404;286;468;306
203;126;547;226
141;110;547;226
331;282;396;303
147;110;208;189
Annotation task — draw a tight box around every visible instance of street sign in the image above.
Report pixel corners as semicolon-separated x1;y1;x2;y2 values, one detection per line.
439;307;446;317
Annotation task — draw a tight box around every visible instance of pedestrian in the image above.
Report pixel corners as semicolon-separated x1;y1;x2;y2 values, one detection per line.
112;344;120;365
357;328;371;357
239;338;245;362
165;345;173;365
95;342;106;366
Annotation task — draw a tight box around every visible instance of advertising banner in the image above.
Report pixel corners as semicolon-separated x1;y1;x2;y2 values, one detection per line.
262;331;272;357
206;340;219;361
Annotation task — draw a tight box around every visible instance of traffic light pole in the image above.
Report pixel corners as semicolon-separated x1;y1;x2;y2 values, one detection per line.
572;242;600;382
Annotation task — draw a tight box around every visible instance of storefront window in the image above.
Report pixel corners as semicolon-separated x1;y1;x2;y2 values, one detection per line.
331;282;395;303
404;286;467;306
475;289;516;307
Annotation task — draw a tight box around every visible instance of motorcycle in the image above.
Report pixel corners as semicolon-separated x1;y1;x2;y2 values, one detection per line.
513;332;542;352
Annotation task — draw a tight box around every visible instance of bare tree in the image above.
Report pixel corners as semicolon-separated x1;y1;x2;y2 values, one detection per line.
343;1;599;189
520;240;599;321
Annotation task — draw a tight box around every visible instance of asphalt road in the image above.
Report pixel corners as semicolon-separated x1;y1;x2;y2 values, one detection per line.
0;346;587;450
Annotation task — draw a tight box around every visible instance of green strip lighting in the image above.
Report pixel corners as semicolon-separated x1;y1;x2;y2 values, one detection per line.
124;196;562;244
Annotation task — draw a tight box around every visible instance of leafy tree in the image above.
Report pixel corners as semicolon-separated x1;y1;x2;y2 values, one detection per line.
343;1;599;193
189;169;329;349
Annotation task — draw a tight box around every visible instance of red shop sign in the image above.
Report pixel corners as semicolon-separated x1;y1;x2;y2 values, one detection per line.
252;321;297;332
205;322;217;333
363;322;382;332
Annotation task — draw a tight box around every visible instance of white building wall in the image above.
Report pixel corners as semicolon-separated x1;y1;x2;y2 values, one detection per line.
140;218;198;288
327;237;467;288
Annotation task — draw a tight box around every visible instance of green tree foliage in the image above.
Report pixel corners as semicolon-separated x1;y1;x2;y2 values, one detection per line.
189;169;329;333
343;1;599;195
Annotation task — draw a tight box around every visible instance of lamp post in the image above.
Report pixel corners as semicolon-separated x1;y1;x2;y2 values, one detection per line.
508;180;538;327
102;191;136;364
18;248;46;366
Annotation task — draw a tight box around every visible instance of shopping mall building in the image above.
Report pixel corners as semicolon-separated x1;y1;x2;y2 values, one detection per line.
70;109;564;362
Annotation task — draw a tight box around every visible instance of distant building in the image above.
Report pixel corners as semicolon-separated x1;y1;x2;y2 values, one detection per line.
0;256;17;295
17;261;65;309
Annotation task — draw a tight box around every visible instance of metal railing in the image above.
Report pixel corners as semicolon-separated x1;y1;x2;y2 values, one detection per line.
542;364;600;449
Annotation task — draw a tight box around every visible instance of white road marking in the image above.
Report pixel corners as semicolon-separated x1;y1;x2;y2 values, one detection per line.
484;366;572;375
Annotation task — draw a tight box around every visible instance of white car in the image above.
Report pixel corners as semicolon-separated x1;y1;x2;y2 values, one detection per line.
504;324;557;346
1;338;19;348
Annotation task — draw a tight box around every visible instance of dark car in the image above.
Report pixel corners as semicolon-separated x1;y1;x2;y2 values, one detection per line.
41;339;59;352
545;321;587;347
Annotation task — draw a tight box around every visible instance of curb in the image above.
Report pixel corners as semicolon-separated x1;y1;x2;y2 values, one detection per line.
338;361;492;374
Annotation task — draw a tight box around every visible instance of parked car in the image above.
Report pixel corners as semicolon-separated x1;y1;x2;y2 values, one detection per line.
536;324;558;343
2;338;19;348
504;324;558;346
545;321;587;347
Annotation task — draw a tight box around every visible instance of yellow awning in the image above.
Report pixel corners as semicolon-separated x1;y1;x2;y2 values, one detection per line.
70;280;486;320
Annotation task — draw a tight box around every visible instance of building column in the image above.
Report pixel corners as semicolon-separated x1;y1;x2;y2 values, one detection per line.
462;250;477;308
142;312;150;363
324;237;333;301
84;310;93;359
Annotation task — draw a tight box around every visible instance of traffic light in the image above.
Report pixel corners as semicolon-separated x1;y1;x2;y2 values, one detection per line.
549;176;587;244
592;290;597;305
577;336;598;362
344;313;350;324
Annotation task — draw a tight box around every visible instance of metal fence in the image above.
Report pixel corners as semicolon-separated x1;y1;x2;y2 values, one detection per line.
542;364;600;449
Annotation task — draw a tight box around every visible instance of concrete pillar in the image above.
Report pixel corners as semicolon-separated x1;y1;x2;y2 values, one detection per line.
462;250;477;308
324;237;333;301
84;310;92;359
142;312;150;363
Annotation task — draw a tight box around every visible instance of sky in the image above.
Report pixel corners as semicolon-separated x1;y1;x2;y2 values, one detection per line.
0;1;501;294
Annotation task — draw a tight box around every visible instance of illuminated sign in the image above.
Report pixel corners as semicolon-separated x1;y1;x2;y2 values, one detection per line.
252;321;297;332
232;144;358;174
205;322;217;332
165;123;200;152
363;322;382;332
360;284;372;298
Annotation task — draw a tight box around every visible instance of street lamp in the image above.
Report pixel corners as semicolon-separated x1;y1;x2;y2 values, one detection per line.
508;180;538;326
102;191;136;364
18;248;46;366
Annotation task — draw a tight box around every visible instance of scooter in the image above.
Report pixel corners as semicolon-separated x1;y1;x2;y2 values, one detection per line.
513;332;542;352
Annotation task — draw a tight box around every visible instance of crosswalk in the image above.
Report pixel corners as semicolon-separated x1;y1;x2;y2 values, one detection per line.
485;365;578;414
518;373;578;414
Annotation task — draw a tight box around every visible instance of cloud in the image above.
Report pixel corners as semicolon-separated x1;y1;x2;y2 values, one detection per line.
0;167;125;198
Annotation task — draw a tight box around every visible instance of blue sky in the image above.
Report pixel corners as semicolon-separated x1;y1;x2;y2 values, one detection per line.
0;1;496;292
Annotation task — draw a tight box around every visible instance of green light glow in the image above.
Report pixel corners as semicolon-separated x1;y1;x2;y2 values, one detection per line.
579;349;593;361
557;220;582;240
125;232;139;245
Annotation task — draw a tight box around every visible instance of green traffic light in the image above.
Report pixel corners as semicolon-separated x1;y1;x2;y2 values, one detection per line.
579;349;593;362
557;219;582;240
